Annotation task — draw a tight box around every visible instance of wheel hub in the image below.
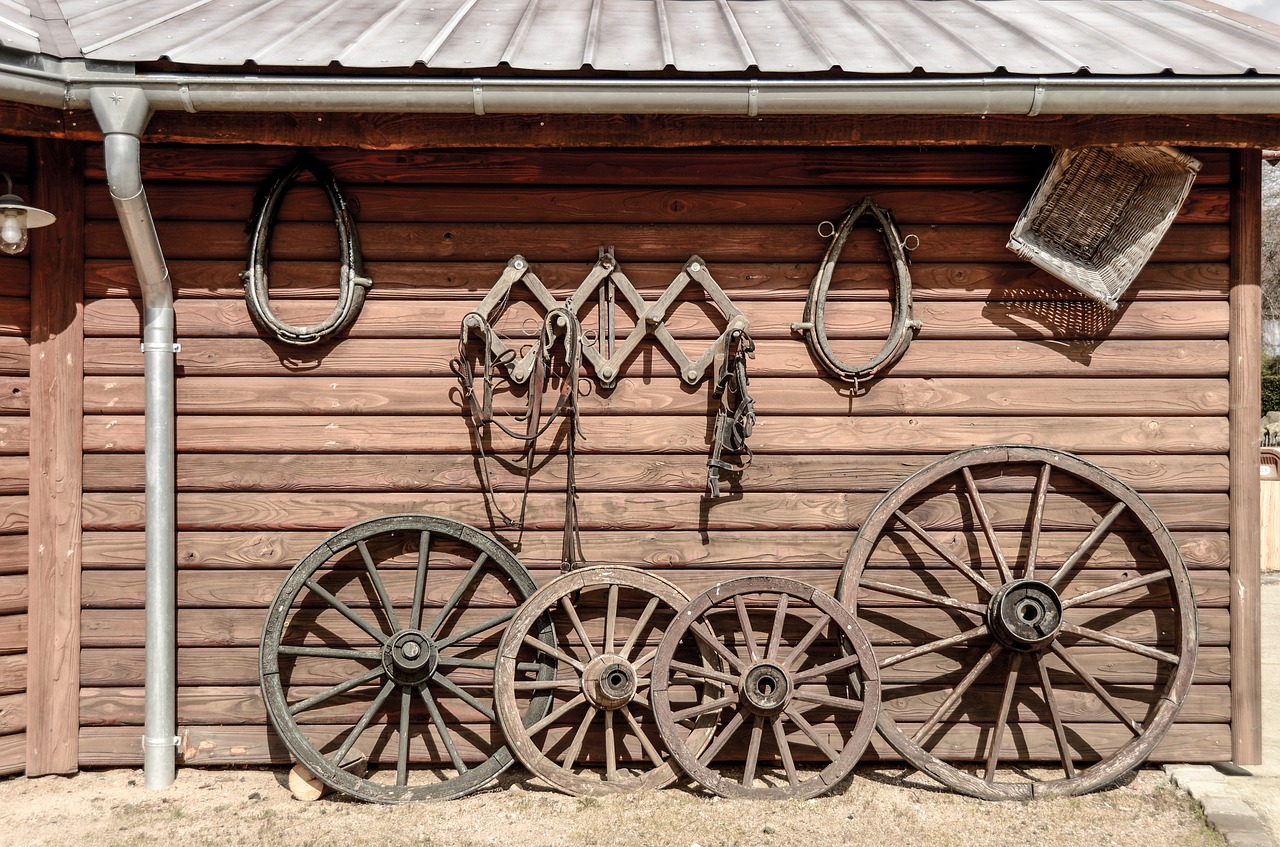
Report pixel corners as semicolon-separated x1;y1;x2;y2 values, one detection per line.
382;629;439;685
582;654;636;710
987;579;1063;652
740;661;792;716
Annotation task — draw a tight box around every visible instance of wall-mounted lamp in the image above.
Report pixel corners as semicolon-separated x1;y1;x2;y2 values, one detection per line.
0;173;56;256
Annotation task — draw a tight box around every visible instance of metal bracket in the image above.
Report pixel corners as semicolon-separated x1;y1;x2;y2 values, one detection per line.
141;735;182;749
463;250;750;387
140;342;180;353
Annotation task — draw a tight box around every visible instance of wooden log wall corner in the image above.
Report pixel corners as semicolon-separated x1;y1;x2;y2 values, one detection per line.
1229;148;1263;766
72;142;1236;770
0;136;33;777
25;139;84;775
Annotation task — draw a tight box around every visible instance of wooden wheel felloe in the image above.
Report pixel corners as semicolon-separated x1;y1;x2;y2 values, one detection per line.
651;576;881;799
837;445;1198;800
260;513;554;803
494;566;710;795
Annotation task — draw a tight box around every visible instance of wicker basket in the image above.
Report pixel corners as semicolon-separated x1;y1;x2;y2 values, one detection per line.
1007;146;1201;310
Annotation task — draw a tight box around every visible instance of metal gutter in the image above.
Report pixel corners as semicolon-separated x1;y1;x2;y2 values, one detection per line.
3;56;1280;115
87;86;178;791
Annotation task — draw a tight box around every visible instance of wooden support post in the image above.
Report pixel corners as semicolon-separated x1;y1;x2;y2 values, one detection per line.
1229;148;1263;766
26;139;84;775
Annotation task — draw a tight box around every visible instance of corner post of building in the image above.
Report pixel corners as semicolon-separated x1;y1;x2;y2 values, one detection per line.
25;138;85;775
1229;147;1263;766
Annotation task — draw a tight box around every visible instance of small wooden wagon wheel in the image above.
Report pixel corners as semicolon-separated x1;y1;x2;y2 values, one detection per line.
260;513;554;803
837;445;1198;800
494;566;713;795
651;576;881;799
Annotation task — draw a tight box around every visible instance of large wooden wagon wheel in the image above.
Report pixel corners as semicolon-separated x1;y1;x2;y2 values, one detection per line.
494;566;714;795
836;446;1197;800
260;514;554;803
651;576;881;799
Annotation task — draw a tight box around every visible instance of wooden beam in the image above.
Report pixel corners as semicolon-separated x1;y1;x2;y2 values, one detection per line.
1229;149;1263;766
25;139;84;775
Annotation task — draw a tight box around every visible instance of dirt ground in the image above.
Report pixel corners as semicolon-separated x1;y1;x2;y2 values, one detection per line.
0;766;1224;847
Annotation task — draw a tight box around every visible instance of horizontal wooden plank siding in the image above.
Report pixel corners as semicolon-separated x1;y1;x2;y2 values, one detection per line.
77;143;1234;773
0;137;30;776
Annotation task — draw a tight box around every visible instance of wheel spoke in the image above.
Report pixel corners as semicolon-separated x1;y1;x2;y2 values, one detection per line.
1045;501;1127;590
621;706;666;769
1057;621;1181;665
433;607;517;650
522;633;585;673
287;665;385;716
984;652;1023;784
560;705;596;770
792;653;863;684
878;624;989;670
620;596;661;663
1050;642;1143;735
689;621;747;673
911;643;1001;744
858;577;986;616
765;593;789;660
357;539;402;634
513;679;582;691
962;467;1013;585
526;691;587;736
604;709;618;780
560;595;599;660
432;674;497;723
1060;569;1173;610
333;679;397;764
894;510;996;595
411;530;431;631
668;658;739;687
1025;464;1051;580
418;685;467;774
735;595;760;663
425;552;489;640
672;692;738;723
633;648;659;671
782;612;831;671
791;689;865;713
697;707;746;765
742;716;764;787
785;707;841;763
605;583;619;656
277;645;381;661
1038;652;1076;779
396;687;412;786
771;715;799;787
303;578;389;645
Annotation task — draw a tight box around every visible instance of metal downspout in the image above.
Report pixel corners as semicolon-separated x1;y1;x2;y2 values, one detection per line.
89;88;178;790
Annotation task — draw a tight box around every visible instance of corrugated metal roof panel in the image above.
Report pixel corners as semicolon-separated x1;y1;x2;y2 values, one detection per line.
10;0;1280;76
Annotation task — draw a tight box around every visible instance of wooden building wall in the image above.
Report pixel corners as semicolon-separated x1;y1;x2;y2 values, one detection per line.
0;137;31;775
70;143;1235;767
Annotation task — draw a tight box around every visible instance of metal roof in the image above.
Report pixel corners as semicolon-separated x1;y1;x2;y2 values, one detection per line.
2;0;1279;76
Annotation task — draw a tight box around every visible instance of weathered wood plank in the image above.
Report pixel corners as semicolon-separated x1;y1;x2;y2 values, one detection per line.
81;414;1231;456
81;183;1231;226
0;456;28;495
81;297;1232;342
0;693;26;735
0;299;29;336
78;567;1229;611
83;338;1231;378
79;490;1230;532
0;265;29;299
79;644;1232;688
0;337;30;376
79;529;1230;571
79;606;1230;648
0;575;28;615
83;220;1231;264
0;418;29;454
25;138;83;775
0;653;26;695
84;259;1230;302
79;453;1232;494
0;613;27;654
81;376;1233;418
0;379;29;414
0;731;24;775
0;497;29;534
0;534;26;575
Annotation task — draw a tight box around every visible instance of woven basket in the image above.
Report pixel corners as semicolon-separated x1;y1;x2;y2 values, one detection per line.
1007;146;1201;310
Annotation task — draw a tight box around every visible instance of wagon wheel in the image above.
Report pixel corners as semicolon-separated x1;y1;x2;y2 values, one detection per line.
836;445;1198;800
494;566;715;795
651;576;881;799
260;513;554;803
